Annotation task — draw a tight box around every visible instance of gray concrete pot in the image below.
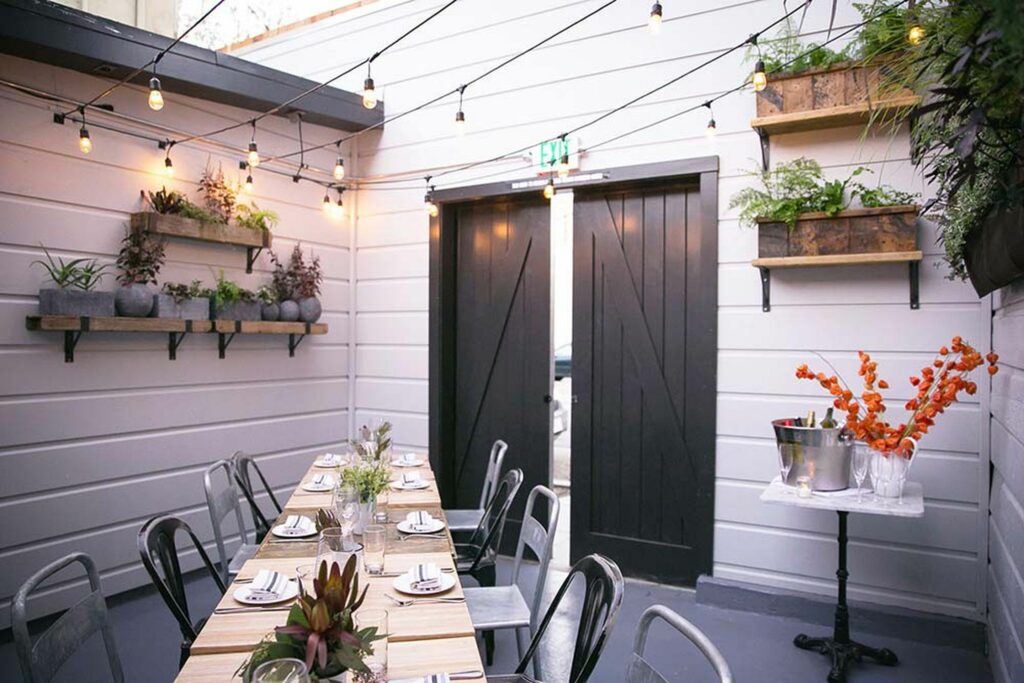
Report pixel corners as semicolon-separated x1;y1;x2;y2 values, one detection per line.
279;299;300;322
115;283;155;317
211;300;262;321
261;302;281;321
152;294;210;320
38;289;115;317
297;297;322;323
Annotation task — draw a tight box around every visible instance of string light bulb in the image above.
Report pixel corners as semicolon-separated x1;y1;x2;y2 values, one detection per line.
424;183;439;218
322;191;332;212
454;109;466;136
907;24;925;45
148;76;164;111
78;125;92;154
649;2;663;35
163;154;174;176
247;122;260;167
333;156;345;181
362;64;377;109
244;173;253;194
543;177;556;200
704;101;716;140
752;59;768;92
333;191;346;218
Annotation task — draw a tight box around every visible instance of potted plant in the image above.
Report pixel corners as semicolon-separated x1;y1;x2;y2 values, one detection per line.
351;421;392;463
198;163;238;224
730;158;919;258
33;245;114;316
340;462;391;535
269;246;323;322
114;230;165;317
206;272;261;321
154;280;210;320
256;284;280;321
237;557;381;682
236;202;279;236
133;183;271;249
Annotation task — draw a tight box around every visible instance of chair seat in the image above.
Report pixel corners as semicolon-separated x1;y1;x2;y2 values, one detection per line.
444;508;484;533
228;543;258;575
464;585;531;630
454;544;495;573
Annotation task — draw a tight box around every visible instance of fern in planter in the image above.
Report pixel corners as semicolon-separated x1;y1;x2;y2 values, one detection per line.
204;272;260;321
235;203;279;234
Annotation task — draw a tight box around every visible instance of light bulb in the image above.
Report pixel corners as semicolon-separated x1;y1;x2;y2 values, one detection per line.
148;76;164;111
163;156;174;176
78;127;92;154
244;174;253;193
362;77;377;109
705;117;717;140
322;193;331;212
333;198;345;218
334;157;345;181
424;192;439;217
543;178;555;200
649;2;663;35
557;153;570;178
454;110;466;137
908;25;925;45
247;141;260;168
752;59;768;92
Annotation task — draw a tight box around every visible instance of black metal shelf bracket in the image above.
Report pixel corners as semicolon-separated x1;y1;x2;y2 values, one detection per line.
64;330;82;363
168;321;195;360
246;246;264;273
757;128;771;171
758;267;771;312
288;324;313;357
218;332;236;359
909;261;920;310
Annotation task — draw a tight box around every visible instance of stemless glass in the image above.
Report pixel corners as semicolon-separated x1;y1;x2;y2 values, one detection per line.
852;444;871;502
354;609;388;682
295;563;316;598
373;488;389;524
252;658;310;683
317;528;361;573
333;483;360;544
363;524;386;575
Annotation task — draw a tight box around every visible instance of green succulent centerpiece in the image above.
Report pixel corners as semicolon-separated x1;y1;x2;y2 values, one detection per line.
341;462;392;505
238;556;382;681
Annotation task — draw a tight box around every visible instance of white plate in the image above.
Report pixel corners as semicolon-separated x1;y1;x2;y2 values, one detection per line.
314;455;345;468
392;455;426;468
232;578;299;605
271;518;317;538
391;479;430;491
392;571;457;596
397;519;446;534
302;476;335;492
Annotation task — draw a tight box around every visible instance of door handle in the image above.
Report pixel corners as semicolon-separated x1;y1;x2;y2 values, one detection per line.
543;394;553;403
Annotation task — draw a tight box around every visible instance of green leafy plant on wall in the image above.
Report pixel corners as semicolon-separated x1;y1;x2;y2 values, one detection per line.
203;271;256;308
235;203;279;234
32;245;109;290
142;187;223;224
116;230;165;286
161;280;206;302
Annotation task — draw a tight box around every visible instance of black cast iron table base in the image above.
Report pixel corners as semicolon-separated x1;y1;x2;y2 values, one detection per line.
794;511;900;683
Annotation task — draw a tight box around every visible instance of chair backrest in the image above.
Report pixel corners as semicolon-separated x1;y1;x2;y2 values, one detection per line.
465;467;523;572
478;439;509;509
11;552;124;683
137;515;227;643
204;458;251;583
515;554;624;683
510;485;560;630
232;451;278;537
626;605;733;683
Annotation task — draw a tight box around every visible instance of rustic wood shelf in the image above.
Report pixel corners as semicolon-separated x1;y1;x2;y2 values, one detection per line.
130;212;272;273
25;316;326;362
751;250;923;312
751;94;921;136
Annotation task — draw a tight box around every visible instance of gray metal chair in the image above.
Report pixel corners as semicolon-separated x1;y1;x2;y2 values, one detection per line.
203;458;258;584
626;605;733;682
445;439;508;534
232;450;278;540
12;552;124;683
463;485;560;671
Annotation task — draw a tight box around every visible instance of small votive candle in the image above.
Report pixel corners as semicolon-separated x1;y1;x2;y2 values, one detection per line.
796;476;813;498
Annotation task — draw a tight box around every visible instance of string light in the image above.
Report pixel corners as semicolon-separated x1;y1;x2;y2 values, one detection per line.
243;169;253;193
703;100;716;140
148;76;164;111
78;111;92;154
543;176;556;200
247;122;260;167
163;153;174;176
649;2;663;35
333;188;346;218
454;86;467;137
750;34;768;92
424;179;439;217
322;191;332;212
333;146;345;181
907;24;925;45
362;64;377;109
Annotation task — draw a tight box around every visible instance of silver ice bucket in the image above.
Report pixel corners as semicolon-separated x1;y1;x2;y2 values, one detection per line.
771;418;854;491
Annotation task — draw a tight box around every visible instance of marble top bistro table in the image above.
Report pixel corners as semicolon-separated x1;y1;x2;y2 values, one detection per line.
760;478;925;683
175;455;486;682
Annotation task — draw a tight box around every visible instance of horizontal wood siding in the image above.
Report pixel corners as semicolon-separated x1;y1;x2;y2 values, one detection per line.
0;53;351;627
237;0;988;618
988;279;1024;683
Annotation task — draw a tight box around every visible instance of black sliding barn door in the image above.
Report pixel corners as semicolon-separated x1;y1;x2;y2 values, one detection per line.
450;198;551;539
571;181;716;585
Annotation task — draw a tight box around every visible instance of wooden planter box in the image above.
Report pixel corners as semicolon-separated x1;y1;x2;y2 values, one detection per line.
130;212;271;249
757;205;919;258
753;61;919;135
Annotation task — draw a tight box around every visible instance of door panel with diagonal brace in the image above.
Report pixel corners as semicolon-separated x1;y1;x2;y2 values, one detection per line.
572;181;716;584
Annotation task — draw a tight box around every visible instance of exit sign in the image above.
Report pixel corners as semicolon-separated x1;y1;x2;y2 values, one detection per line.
531;137;580;175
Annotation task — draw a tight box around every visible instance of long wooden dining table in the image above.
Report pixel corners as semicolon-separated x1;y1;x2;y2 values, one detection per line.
175;454;487;681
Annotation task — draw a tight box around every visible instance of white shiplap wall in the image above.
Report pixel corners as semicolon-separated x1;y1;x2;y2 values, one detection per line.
0;53;351;627
236;0;990;620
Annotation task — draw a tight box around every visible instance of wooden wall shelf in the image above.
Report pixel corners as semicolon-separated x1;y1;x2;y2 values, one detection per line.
751;250;923;312
130;212;272;273
751;94;921;136
25;316;326;362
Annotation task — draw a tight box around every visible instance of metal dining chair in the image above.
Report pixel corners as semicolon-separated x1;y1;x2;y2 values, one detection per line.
138;515;227;669
464;485;560;669
445;439;508;535
203;458;259;583
11;552;124;683
455;467;523;589
232;450;279;540
626;605;734;683
490;554;624;683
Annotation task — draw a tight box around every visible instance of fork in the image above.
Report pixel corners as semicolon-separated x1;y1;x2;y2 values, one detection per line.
396;533;447;541
384;594;466;607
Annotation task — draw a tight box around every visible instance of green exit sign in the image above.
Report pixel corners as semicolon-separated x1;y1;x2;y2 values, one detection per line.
532;137;580;175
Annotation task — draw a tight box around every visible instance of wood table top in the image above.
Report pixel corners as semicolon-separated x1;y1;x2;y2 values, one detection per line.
180;453;486;680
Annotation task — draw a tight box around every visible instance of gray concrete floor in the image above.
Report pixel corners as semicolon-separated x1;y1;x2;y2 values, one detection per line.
0;559;992;682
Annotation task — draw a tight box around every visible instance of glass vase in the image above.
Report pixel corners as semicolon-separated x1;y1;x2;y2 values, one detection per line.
866;437;918;500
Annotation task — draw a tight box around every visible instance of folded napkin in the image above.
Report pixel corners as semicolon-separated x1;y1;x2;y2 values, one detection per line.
311;473;332;487
320;452;341;465
280;515;314;533
248;570;287;601
405;510;435;530
400;452;420;464
401;472;422;485
407;563;441;590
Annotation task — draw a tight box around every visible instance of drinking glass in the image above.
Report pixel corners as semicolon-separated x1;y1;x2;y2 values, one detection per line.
316;528;361;574
852;444;871;502
252;658;310;683
777;445;794;487
333;483;360;543
373;488;389;524
354;609;388;682
363;524;386;575
295;563;315;598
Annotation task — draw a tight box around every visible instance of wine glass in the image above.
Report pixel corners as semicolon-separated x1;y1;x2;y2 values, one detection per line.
852;444;870;502
777;445;794;487
252;658;310;683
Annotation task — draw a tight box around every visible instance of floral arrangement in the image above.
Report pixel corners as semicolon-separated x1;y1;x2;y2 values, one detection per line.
238;557;381;681
198;163;238;223
351;421;392;462
796;336;998;458
341;462;392;504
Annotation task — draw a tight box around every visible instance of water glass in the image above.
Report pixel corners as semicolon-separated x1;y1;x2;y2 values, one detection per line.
363;524;386;575
316;528;361;574
373;489;389;523
354;609;388;682
333;483;360;542
252;658;310;683
295;563;315;598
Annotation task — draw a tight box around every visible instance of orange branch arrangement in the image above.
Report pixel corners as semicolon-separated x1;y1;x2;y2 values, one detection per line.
796;336;998;459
